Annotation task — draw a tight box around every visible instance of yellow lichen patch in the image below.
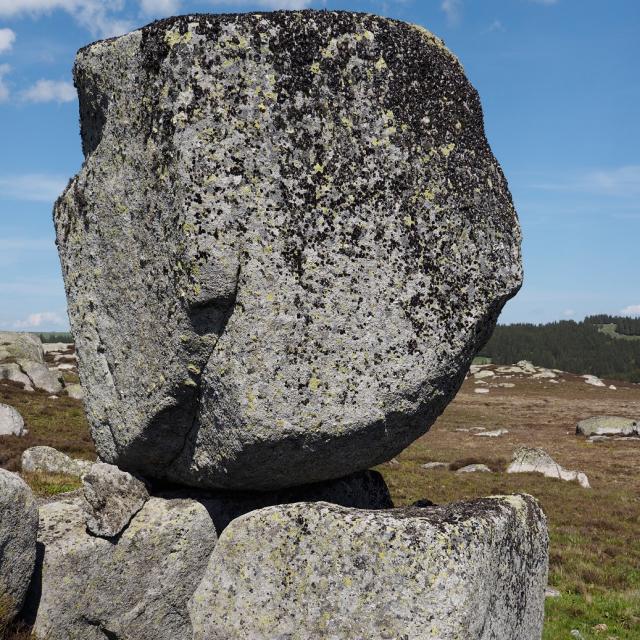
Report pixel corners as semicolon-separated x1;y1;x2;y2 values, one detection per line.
374;57;387;71
312;163;325;174
363;29;374;41
187;364;201;375
310;61;321;75
164;28;192;48
403;215;414;227
308;377;321;391
440;143;455;158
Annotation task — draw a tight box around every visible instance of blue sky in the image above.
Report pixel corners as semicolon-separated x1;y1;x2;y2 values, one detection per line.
0;0;638;331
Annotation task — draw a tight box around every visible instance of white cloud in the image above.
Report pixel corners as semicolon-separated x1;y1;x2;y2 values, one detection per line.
533;165;640;198
562;309;575;318
22;79;76;103
256;0;314;7
441;0;462;25
0;1;132;38
621;305;640;317
487;20;504;33
587;166;640;197
0;174;68;202
0;27;15;53
139;0;180;17
14;311;66;328
0;62;9;101
209;0;314;8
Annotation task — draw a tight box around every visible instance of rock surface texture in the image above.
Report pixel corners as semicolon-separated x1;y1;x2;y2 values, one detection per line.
507;446;590;489
21;446;93;477
190;495;548;639
0;332;45;364
0;403;26;437
576;416;639;438
55;11;522;490
82;462;150;537
0;469;38;622
26;495;217;640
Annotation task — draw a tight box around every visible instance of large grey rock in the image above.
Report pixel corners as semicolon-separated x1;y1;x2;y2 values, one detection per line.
16;360;63;394
82;462;150;537
163;469;393;535
576;416;639;438
0;469;38;622
21;446;93;477
55;11;522;490
507;446;590;489
0;403;26;436
26;495;217;640
190;495;548;639
0;362;34;391
0;332;44;364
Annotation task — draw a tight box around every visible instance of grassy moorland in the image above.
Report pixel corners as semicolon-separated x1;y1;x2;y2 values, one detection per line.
379;370;640;640
1;365;639;638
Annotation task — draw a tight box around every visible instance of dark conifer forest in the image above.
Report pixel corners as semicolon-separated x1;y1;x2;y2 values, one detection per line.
479;316;640;382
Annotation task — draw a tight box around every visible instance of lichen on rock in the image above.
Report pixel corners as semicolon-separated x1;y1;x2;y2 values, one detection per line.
55;10;522;490
189;495;548;639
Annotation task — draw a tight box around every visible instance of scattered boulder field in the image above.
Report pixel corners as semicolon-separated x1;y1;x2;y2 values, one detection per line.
0;332;81;398
0;9;571;639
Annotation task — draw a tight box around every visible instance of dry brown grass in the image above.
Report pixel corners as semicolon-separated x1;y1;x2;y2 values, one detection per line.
0;380;94;472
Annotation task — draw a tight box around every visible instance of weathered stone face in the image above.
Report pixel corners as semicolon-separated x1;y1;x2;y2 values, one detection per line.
55;11;522;490
0;469;38;622
189;496;548;639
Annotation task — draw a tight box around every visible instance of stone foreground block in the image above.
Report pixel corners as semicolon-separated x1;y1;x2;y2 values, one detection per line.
55;11;522;490
26;496;217;640
0;469;38;622
190;495;548;640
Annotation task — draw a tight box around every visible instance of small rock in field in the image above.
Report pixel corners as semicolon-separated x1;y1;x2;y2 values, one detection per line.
507;446;590;488
21;446;93;477
582;374;606;387
544;586;561;598
456;464;492;474
475;388;490;394
474;370;495;380
576;416;639;438
421;462;449;470
0;403;26;436
476;429;509;437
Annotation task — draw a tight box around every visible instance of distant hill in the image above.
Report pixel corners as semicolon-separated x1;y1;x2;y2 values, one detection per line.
478;317;640;383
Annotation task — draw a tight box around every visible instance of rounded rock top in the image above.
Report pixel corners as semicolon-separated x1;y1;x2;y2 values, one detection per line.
55;11;522;490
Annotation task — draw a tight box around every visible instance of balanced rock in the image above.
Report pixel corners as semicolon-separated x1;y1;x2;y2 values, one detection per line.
0;469;38;622
82;462;150;537
576;416;639;438
21;446;93;477
190;496;548;639
0;403;26;437
507;446;590;488
26;495;217;640
55;11;521;490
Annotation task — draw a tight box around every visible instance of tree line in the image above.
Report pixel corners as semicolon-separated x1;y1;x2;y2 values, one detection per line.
478;319;640;383
584;315;640;336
